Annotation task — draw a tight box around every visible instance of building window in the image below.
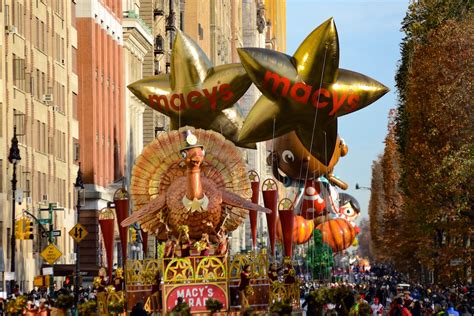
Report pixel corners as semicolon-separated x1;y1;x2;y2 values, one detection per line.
55;130;65;161
41;20;45;51
73;138;80;162
198;23;203;40
35;17;39;48
72;92;78;119
155;35;164;54
55;0;64;16
0;159;3;192
54;82;65;113
13;109;25;139
13;55;25;90
71;0;76;27
72;48;77;74
12;1;25;35
41;122;46;153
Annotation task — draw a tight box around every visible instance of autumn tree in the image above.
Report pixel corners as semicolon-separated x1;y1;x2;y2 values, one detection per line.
368;157;386;260
376;0;474;283
401;15;473;283
357;218;373;260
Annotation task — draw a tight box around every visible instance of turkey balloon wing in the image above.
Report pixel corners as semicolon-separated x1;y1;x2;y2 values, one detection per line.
121;194;166;227
220;189;271;214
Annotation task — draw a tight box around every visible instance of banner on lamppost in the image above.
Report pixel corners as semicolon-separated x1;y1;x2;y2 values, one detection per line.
262;178;278;258
278;198;295;258
98;208;115;281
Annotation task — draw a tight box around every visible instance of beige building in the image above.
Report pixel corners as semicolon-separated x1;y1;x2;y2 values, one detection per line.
122;0;154;261
122;1;153;190
264;0;286;52
0;0;79;292
139;0;182;147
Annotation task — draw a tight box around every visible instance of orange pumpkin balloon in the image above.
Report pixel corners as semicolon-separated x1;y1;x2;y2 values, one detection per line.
276;215;315;245
316;218;355;252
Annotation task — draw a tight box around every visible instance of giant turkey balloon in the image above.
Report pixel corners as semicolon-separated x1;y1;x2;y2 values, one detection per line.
122;128;270;240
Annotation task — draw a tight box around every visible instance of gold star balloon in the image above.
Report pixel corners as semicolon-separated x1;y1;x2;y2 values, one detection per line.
128;30;255;148
237;18;389;163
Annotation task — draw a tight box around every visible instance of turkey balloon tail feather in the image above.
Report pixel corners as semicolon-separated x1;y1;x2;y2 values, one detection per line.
129;128;255;239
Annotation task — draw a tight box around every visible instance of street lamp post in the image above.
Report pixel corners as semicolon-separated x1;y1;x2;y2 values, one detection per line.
355;183;371;190
74;163;84;311
8;126;21;294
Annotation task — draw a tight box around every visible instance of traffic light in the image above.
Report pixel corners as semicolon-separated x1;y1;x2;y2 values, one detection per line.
131;228;138;243
64;275;72;288
15;218;24;239
24;218;34;240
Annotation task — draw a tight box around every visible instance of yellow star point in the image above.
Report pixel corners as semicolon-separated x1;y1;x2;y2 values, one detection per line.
128;30;255;148
238;18;389;161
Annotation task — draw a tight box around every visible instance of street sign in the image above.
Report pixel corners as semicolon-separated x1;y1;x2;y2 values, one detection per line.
39;203;63;211
40;244;62;265
34;275;51;287
15;189;23;204
39;219;51;225
69;223;88;243
5;272;15;281
42;267;54;275
42;230;61;238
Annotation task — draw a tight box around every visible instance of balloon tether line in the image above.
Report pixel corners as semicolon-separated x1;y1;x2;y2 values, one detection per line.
271;116;276;182
304;44;328;184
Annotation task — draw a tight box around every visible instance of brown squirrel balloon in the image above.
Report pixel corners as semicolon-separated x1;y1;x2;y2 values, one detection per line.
267;131;348;189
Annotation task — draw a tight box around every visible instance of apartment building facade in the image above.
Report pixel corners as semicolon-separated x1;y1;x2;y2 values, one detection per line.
76;0;125;272
0;0;79;292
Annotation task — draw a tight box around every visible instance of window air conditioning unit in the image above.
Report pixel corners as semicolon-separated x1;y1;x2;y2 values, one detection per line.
42;194;48;202
53;106;60;112
42;94;53;103
5;25;17;34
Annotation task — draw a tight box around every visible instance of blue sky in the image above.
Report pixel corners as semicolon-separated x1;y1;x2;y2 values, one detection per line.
286;1;409;220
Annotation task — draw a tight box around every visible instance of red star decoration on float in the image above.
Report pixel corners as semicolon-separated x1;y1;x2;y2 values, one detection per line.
237;18;389;164
128;30;255;148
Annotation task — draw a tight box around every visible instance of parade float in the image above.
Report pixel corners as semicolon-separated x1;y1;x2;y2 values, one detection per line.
98;17;388;314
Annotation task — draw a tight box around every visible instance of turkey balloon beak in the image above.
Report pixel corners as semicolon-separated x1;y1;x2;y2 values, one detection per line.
191;157;201;166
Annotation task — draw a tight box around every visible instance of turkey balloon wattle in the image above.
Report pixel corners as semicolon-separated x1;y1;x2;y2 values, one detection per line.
121;128;270;240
